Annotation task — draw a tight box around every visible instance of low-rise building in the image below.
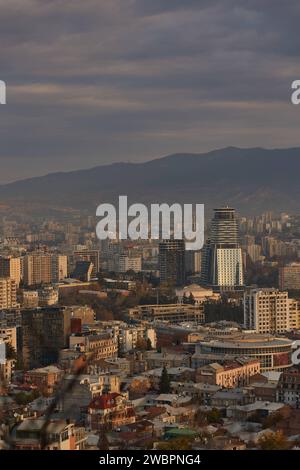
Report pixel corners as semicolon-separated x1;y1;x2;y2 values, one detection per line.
24;365;64;396
277;368;300;406
88;393;135;431
196;358;260;388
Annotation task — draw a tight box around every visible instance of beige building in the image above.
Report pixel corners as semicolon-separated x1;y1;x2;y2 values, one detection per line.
196;358;261;388
128;303;205;324
244;288;300;333
176;284;220;304
279;263;300;290
0;256;21;287
69;333;118;362
21;290;39;308
0;326;17;350
24;365;64;395
23;253;67;286
0;278;18;309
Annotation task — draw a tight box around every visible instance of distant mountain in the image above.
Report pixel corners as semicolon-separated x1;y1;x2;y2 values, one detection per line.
1;146;300;215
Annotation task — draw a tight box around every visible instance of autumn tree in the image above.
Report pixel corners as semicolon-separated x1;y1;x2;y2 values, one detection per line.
258;431;289;450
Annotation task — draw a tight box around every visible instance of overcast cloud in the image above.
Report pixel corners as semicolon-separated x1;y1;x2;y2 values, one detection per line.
0;0;300;182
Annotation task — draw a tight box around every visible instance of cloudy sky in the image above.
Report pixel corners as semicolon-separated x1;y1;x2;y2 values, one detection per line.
0;0;300;183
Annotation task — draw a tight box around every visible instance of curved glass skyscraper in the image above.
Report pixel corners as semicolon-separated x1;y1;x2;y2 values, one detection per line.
201;207;244;291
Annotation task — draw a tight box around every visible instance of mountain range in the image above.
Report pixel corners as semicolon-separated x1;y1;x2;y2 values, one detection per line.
1;146;300;215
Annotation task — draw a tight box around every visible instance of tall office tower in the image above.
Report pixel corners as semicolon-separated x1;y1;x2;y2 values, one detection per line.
279;263;300;290
0;256;21;287
244;288;300;334
73;250;100;277
21;306;71;369
23;253;67;286
201;207;244;291
159;239;185;286
0;278;18;309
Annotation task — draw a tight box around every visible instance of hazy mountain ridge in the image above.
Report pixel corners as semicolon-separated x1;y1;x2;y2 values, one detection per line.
1;147;300;215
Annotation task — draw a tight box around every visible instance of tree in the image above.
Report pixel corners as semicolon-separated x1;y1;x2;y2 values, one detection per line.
159;366;171;394
258;431;289;450
157;437;193;450
206;408;222;424
5;343;17;360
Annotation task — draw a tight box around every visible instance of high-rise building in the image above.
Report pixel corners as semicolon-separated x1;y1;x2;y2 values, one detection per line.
279;263;300;290
185;250;202;274
21;306;72;369
0;278;18;309
0;256;21;287
23;253;67;286
159;239;185;286
201;207;244;291
244;288;300;334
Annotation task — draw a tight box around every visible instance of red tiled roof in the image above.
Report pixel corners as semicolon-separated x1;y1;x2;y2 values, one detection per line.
88;393;121;410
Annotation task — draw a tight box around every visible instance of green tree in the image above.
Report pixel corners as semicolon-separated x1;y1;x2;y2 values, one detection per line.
206;408;222;424
159;366;171;394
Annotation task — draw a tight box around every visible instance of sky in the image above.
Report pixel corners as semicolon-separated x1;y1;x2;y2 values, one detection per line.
1;0;300;183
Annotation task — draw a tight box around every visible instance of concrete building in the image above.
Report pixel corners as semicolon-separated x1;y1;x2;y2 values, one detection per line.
21;307;72;369
23;253;67;286
69;333;118;362
192;332;293;372
21;290;39;308
0;256;21;287
13;418;84;450
24;365;64;395
118;326;156;353
175;284;220;305
38;286;59;306
0;278;18;309
244;288;300;333
277;368;300;406
279;263;300;290
196;358;261;388
159;239;185;286
128;303;205;324
118;255;142;273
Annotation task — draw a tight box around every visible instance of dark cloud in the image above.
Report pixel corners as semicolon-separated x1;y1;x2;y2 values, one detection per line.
0;0;300;182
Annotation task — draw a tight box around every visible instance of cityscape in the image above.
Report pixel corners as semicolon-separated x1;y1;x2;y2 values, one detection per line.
1;204;300;451
1;0;300;459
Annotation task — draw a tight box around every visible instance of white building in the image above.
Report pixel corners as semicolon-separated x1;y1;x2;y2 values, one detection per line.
118;255;142;273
